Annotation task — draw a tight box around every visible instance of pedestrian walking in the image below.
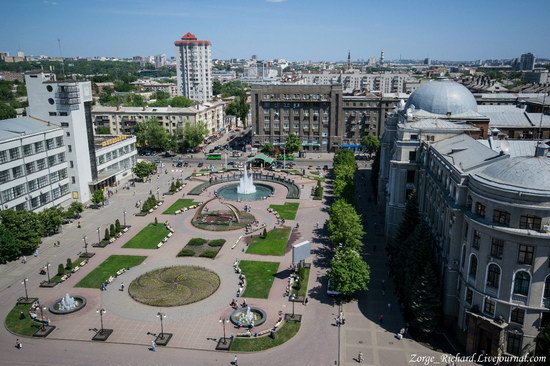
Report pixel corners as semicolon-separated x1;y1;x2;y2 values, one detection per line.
233;354;238;365
120;282;125;291
151;340;156;352
358;351;363;363
34;250;38;257
316;221;319;229
15;339;22;349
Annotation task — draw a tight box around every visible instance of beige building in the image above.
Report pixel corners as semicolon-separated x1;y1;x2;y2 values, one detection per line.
92;101;226;137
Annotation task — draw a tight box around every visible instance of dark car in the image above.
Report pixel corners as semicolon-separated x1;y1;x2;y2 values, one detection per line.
227;161;235;166
176;162;183;167
323;165;329;170
198;162;204;167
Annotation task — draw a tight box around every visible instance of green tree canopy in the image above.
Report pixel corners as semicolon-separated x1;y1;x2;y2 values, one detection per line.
132;161;156;180
361;135;381;155
328;199;364;252
261;143;274;155
284;133;302;154
388;192;419;263
91;190;105;205
181;121;208;149
409;265;441;335
38;207;64;236
0;224;21;263
329;249;370;297
135;117;174;151
152;90;171;100
170;96;194;108
0;210;43;254
0;103;16;120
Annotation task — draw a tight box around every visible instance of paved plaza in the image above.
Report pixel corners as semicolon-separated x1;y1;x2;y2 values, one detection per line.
0;161;471;366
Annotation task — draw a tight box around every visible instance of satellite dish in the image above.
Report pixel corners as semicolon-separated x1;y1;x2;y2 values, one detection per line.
500;139;510;155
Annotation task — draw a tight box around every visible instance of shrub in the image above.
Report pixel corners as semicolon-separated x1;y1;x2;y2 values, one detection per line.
115;219;121;233
188;238;207;246
208;239;226;247
66;258;73;270
57;263;65;276
170;182;176;192
109;224;116;237
177;248;195;257
200;250;218;258
104;228;110;241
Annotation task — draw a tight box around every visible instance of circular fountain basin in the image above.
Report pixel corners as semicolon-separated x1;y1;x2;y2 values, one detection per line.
48;295;87;314
230;306;267;327
217;183;274;201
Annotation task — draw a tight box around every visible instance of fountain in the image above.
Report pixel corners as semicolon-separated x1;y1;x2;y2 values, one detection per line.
49;293;87;314
230;306;267;328
237;165;256;194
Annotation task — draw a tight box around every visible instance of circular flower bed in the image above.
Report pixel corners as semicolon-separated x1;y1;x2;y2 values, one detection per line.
128;266;220;306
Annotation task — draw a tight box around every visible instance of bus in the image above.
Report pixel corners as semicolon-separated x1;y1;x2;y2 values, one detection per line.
207;153;222;160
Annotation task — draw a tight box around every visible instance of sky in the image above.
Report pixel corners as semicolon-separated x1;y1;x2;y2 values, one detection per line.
2;0;550;62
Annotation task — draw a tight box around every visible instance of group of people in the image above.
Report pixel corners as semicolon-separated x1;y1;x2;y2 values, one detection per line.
335;311;346;326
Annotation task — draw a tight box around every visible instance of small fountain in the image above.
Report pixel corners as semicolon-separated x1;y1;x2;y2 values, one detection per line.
237;165;256;194
49;293;87;314
230;306;267;328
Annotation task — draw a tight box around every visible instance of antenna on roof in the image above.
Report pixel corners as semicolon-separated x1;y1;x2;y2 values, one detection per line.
57;38;65;78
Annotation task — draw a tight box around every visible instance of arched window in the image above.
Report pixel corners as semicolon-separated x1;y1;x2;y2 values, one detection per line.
486;264;501;289
513;271;530;297
544;276;550;299
469;254;478;280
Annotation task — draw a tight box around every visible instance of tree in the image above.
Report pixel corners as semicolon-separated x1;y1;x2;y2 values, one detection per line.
170;96;194;108
181;121;208;149
109;224;116;238
328;199;364;252
0;225;21;263
388;192;419;264
213;79;222;95
91;190;105;206
284;133;302;154
96;127;111;135
115;219;121;233
409;265;441;335
0;210;43;254
66;258;73;270
535;326;550;358
134;117;173;151
104;228;111;241
152;90;171;100
0;103;16;120
361;135;380;156
132;161;156;180
38;207;64;236
329;249;370;297
57;263;65;276
261;143;274;155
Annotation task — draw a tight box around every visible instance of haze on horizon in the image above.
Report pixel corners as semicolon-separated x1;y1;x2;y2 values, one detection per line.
2;0;549;62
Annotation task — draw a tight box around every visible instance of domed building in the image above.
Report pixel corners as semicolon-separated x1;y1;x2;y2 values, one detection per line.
378;79;550;357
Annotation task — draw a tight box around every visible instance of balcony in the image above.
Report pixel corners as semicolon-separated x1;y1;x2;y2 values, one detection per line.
485;286;498;297
511;293;528;305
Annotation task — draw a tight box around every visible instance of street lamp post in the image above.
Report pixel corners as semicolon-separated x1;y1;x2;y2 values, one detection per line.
291;294;296;318
283;147;286;170
96;227;101;244
46;263;51;283
83;236;88;256
123;210;127;227
156;187;160;201
22;278;29;300
97;308;106;335
219;318;229;344
157;311;166;339
39;303;47;331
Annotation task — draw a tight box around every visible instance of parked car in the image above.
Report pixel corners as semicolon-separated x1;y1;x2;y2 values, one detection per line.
198;162;204;167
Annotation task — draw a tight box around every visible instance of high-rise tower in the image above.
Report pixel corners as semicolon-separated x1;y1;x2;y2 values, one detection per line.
380;49;385;65
347;51;352;70
175;32;212;103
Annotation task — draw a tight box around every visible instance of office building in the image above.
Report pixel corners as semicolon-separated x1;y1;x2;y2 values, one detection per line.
0;117;70;212
378;78;550;356
175;32;213;103
519;53;536;71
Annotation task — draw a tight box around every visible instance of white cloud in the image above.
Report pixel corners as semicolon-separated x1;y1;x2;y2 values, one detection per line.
266;0;288;3
43;0;58;5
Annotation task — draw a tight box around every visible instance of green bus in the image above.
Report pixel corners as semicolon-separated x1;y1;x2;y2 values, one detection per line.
207;153;222;160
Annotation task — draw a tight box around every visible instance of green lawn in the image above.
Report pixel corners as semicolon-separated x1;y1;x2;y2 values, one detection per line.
163;199;200;215
269;202;299;220
247;226;291;256
230;320;301;352
239;260;279;298
76;255;147;288
5;304;42;336
122;223;170;249
50;255;88;284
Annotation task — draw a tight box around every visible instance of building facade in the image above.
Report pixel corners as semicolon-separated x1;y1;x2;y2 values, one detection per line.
175;32;212;103
0;117;71;212
299;71;411;94
519;53;536;71
378;78;550;357
251;84;344;152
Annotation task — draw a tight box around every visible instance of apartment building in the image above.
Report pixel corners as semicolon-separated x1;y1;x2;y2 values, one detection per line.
175;32;212;103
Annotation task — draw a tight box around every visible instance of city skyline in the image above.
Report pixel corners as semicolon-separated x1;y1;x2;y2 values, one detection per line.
2;0;550;61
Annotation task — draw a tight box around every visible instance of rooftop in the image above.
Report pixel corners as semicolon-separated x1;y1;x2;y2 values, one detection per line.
0;116;60;142
404;79;478;116
431;134;502;172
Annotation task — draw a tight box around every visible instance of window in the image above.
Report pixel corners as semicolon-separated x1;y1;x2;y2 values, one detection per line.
517;244;534;265
510;308;525;325
507;332;522;356
68;145;72;153
34;141;44;153
475;202;486;218
47;156;56;167
0;170;8;183
469;255;478;280
406;170;415;183
464;223;468;240
11;166;23;179
513;271;530;296
9;147;20;160
490;238;504;259
472;230;481;250
493;209;511;226
408;151;416;161
465;288;473;304
55;136;63;147
71;176;76;184
37;176;48;188
486;264;500;289
70;161;74;168
0;151;6;163
483;298;496;316
46;139;54;150
519;215;542;231
23;144;33;157
544;276;550;299
36;159;46;170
